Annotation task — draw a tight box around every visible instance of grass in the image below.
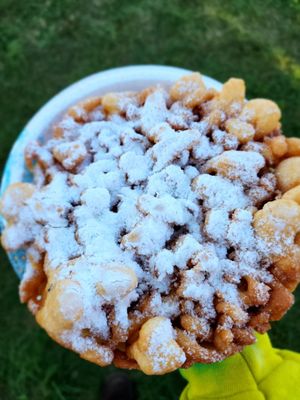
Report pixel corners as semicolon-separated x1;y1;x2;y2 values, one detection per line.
0;0;300;399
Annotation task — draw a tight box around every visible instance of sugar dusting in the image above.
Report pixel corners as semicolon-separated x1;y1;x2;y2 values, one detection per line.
146;318;186;372
1;84;280;365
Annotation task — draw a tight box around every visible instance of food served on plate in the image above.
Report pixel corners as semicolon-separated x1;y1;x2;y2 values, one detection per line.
1;72;300;374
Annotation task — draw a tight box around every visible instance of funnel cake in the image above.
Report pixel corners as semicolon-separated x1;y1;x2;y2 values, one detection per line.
1;72;300;374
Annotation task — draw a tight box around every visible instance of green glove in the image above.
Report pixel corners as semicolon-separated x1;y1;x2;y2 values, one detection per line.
180;333;300;400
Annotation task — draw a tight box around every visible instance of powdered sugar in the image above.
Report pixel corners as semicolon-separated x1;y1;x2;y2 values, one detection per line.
193;174;249;210
146;318;186;373
140;88;169;133
1;83;278;366
205;150;265;185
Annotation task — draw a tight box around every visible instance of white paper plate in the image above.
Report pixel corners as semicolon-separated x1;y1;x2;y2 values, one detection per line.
0;65;222;277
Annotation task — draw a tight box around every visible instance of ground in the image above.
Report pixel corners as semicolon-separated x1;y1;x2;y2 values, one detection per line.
0;0;300;399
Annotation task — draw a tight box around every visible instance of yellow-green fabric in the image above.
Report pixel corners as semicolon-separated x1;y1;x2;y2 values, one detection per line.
180;334;300;400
